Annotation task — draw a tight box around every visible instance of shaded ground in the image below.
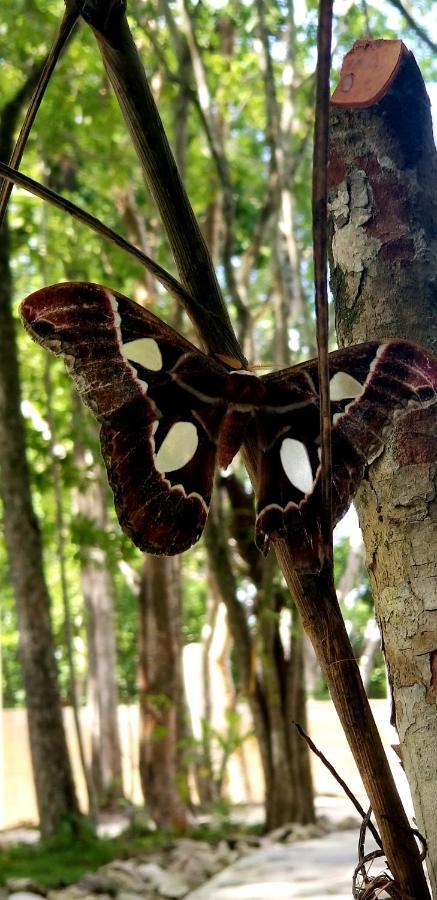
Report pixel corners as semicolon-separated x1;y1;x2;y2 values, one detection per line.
187;829;363;899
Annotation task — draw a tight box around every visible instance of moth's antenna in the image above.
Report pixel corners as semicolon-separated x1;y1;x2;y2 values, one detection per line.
0;161;193;308
312;0;334;573
0;1;82;228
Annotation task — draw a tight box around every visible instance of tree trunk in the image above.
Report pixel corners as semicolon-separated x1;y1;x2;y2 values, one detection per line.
205;496;315;829
328;40;437;892
45;361;97;820
137;554;191;830
287;614;315;824
74;409;124;808
0;74;79;838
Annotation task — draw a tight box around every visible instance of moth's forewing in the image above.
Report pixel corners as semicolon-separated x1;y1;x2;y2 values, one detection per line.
20;282;230;555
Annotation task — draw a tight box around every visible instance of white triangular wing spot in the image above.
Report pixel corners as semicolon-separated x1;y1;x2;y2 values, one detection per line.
155;421;198;474
329;371;363;401
332;412;342;427
280;438;314;495
122;337;163;371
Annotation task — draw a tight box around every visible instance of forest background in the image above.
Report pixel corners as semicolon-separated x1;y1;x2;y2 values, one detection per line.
0;0;436;843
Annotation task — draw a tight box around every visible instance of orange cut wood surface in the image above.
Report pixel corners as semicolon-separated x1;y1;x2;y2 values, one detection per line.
331;39;407;109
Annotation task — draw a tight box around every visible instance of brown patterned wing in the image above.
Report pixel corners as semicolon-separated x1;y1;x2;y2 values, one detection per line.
20;282;230;555
256;341;437;570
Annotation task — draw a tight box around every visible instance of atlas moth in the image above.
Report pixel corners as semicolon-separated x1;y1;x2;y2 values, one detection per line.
20;281;437;570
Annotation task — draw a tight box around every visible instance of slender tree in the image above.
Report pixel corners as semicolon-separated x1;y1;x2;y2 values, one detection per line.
0;67;80;839
73;402;124;809
138;554;191;829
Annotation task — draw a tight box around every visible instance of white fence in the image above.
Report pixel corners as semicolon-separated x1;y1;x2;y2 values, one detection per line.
0;699;412;831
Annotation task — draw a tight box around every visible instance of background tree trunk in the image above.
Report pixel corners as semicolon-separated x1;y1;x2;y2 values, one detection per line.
137;554;191;830
73;405;124;808
205;492;315;829
0;71;79;838
328;40;437;892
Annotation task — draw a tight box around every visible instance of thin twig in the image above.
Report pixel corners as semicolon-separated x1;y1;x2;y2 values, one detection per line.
358;806;375;864
312;0;333;572
294;722;383;848
0;1;82;228
0;161;193;309
352;852;397;899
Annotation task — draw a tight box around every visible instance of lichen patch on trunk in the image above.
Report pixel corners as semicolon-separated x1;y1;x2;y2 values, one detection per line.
329;172;381;306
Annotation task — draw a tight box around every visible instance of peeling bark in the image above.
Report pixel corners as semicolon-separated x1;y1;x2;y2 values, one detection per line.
328;42;437;893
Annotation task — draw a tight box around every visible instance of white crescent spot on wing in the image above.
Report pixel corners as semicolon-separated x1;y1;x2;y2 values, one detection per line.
280;438;314;495
155;421;198;474
108;293;148;395
329;371;363;401
122;337;163;371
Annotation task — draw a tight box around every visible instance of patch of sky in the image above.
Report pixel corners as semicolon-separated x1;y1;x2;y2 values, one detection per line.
334;504;363;550
288;327;301;352
216;262;226;289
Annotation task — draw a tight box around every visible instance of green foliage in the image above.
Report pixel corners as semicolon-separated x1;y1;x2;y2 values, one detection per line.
0;825;167;888
0;816;265;888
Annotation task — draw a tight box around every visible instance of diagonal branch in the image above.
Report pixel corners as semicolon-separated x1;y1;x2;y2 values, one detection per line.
0;161;193;309
82;0;240;359
161;0;250;345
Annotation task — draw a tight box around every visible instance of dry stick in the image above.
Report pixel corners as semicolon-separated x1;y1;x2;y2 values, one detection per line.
294;722;382;848
312;0;333;573
0;161;192;309
72;3;430;894
278;562;430;897
0;1;82;228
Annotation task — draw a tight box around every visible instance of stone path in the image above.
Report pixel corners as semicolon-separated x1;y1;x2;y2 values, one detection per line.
187;829;362;899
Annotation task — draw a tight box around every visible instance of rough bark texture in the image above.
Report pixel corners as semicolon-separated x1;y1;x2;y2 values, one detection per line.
0;75;79;838
328;45;437;892
137;554;191;830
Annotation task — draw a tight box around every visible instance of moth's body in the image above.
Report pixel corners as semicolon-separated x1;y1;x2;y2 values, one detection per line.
21;281;437;569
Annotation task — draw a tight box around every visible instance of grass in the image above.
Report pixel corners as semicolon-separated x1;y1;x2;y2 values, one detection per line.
0;816;264;888
0;823;169;888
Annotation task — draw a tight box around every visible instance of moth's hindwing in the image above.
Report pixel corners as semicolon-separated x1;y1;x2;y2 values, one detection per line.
255;341;437;569
20;282;230;555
